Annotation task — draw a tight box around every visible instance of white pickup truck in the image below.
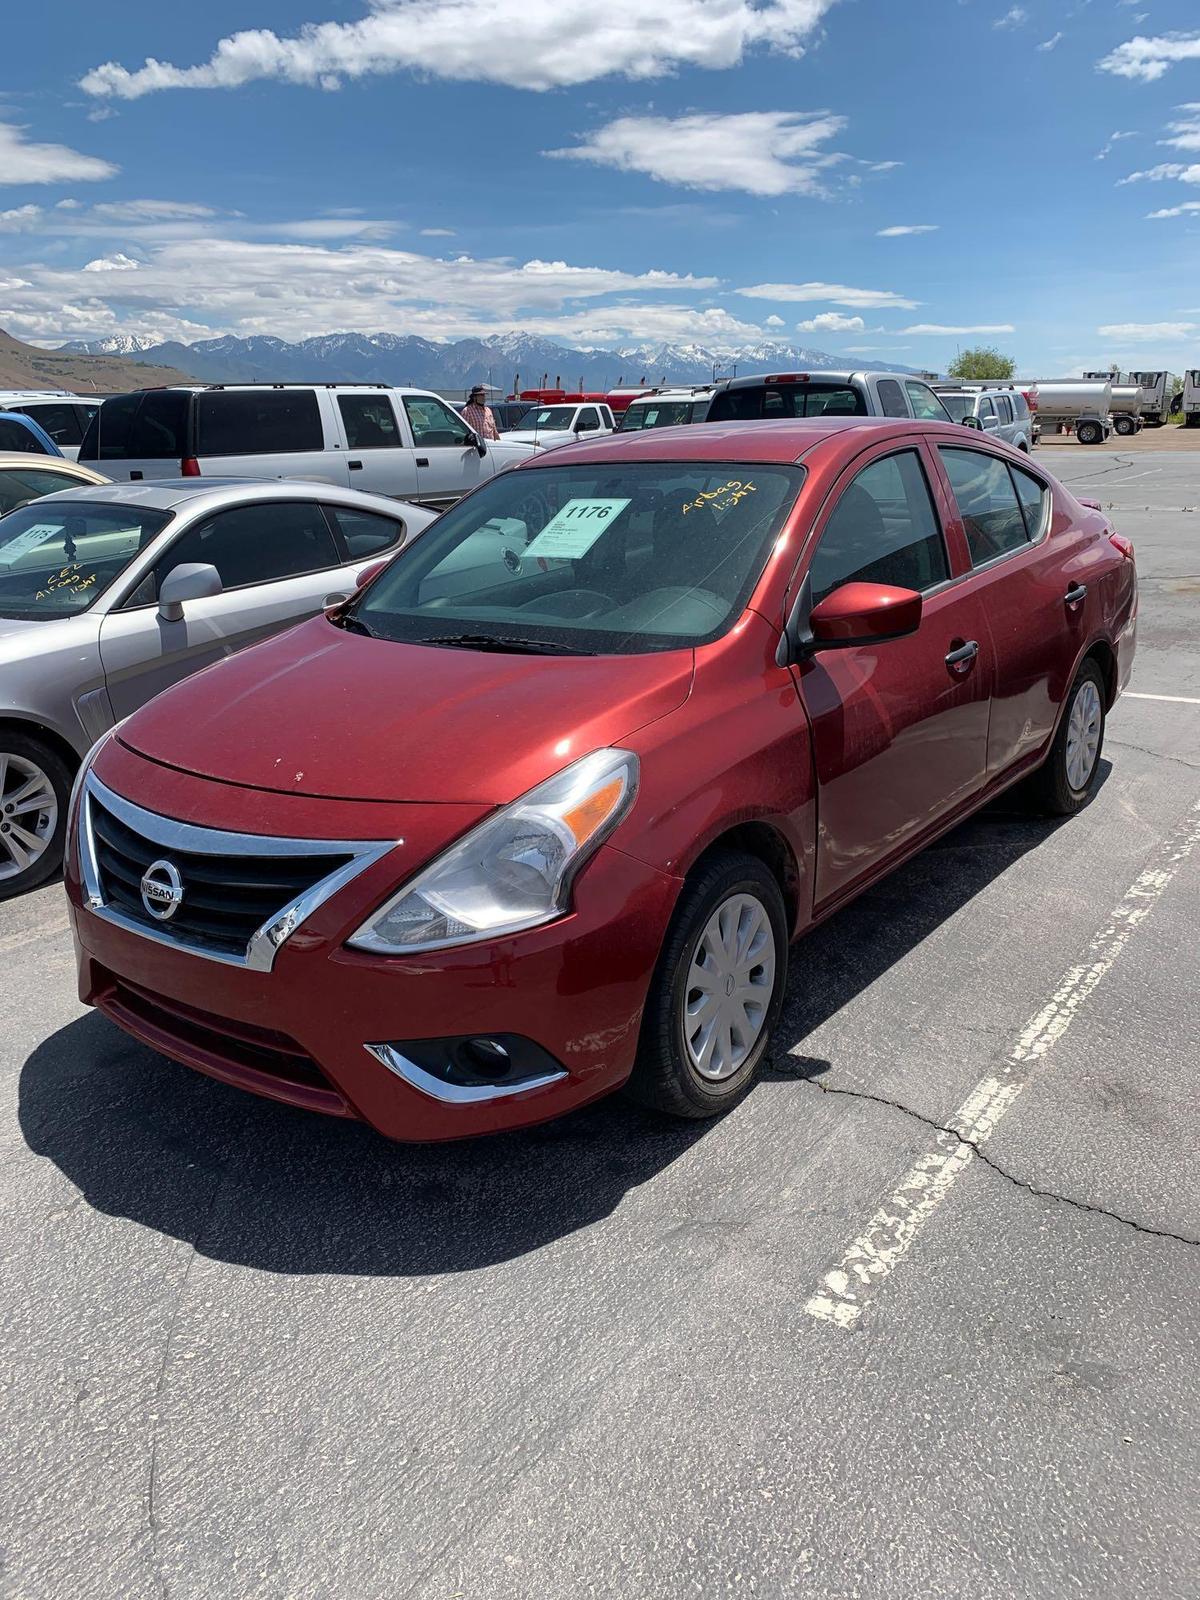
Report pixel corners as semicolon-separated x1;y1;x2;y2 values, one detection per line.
502;402;615;451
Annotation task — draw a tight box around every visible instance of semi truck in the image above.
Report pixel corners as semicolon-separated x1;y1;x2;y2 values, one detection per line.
1125;370;1177;427
1171;370;1200;428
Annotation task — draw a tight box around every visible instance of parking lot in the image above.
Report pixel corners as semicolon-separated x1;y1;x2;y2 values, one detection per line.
2;446;1197;1600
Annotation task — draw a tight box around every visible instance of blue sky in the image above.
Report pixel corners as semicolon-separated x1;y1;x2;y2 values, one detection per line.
2;0;1199;374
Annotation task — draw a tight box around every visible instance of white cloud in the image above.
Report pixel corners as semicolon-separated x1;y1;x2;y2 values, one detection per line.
1096;130;1138;160
765;314;785;327
420;227;456;237
91;199;219;221
1098;31;1200;82
1161;108;1200;153
0;232;738;347
877;224;938;236
738;280;919;309
82;253;141;272
1147;201;1200;217
1097;320;1198;341
1037;32;1063;52
0;120;117;184
901;323;1016;335
80;0;839;97
795;312;865;332
1119;161;1200;184
994;7;1027;29
548;111;851;197
54;198;83;211
0;205;43;232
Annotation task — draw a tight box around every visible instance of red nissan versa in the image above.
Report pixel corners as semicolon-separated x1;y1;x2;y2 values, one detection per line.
65;419;1137;1141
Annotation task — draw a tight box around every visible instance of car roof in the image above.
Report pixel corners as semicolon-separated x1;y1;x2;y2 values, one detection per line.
25;477;421;516
517;416;968;468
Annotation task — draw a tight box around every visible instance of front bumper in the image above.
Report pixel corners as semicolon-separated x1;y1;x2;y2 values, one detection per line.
68;749;682;1142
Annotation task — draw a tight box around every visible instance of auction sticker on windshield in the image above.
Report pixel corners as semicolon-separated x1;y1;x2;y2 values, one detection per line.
0;523;61;567
523;498;631;560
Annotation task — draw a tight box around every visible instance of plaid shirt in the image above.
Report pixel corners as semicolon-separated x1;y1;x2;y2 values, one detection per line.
461;402;499;441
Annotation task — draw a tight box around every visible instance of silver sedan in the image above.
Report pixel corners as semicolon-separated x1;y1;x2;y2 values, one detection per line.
0;477;437;896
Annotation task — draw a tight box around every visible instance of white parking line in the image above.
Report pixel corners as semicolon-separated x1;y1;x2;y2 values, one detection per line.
1124;692;1200;706
803;798;1200;1331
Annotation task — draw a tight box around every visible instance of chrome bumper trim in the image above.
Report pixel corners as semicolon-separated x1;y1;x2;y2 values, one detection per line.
364;1043;568;1105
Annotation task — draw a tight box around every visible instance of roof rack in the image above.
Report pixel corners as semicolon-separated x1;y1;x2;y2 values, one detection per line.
199;381;396;391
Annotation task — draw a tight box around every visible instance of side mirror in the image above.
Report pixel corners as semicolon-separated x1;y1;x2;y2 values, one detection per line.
474;435;488;458
962;415;983;430
157;562;222;622
981;415;1000;431
356;559;388;589
808;582;923;648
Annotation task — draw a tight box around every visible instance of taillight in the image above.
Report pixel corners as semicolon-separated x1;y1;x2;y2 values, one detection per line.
181;456;201;477
1110;533;1135;561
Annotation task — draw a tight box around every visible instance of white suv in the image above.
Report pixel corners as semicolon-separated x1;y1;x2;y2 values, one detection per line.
78;384;539;510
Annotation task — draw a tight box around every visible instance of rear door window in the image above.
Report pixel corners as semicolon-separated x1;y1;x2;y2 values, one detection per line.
197;390;323;457
939;448;1031;565
877;379;909;418
0;418;51;454
325;504;406;558
995;395;1014;424
809;450;949;603
22;404;84;447
338;395;403;449
905;381;950;421
128;390;189;459
708;384;867;422
154;501;340;593
1011;464;1050;540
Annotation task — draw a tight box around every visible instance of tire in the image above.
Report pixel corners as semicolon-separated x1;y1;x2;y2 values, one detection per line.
1025;660;1106;817
0;733;72;899
1187;415;1200;430
1113;415;1135;437
1077;421;1103;446
624;850;788;1119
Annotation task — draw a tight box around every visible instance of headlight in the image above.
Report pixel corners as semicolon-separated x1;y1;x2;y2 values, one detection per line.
348;747;638;955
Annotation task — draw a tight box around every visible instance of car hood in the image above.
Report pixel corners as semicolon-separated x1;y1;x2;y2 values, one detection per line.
117;614;694;804
503;429;572;447
486;439;541;459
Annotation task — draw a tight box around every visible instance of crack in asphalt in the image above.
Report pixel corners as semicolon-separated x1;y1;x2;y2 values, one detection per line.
785;1070;1200;1250
1106;738;1200;772
144;1160;232;1598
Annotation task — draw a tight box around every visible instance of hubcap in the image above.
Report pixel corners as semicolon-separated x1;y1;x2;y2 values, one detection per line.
682;892;776;1081
0;751;58;881
1065;679;1102;792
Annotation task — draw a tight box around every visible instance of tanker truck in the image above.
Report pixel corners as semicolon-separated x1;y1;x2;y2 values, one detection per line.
1109;385;1147;437
1030;379;1113;446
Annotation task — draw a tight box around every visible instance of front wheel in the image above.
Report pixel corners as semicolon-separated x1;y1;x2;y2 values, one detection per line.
1026;660;1106;816
625;851;788;1119
0;734;72;899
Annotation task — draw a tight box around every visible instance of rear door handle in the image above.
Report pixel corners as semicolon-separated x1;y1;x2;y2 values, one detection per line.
945;639;979;674
416;457;430;467
348;460;363;471
1064;582;1087;606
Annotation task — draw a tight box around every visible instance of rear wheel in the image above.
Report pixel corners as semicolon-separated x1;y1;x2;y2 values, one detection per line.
1113;415;1136;437
1077;420;1104;446
1026;660;1106;816
0;734;71;899
625;851;787;1119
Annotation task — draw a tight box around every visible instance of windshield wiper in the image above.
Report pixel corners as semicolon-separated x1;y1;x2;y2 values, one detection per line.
415;632;595;656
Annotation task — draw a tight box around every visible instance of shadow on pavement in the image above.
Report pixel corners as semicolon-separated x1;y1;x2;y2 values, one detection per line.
18;779;1096;1278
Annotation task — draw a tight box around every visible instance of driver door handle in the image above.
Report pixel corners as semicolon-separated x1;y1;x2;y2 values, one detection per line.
1064;582;1088;606
945;639;979;674
416;457;430;467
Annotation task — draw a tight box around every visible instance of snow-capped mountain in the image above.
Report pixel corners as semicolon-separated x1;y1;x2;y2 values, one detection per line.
54;330;926;389
59;333;159;356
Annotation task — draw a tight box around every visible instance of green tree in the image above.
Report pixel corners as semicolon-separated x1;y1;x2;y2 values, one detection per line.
947;346;1016;380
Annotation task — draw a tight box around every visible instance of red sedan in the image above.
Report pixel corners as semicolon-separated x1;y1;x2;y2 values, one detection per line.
66;418;1137;1140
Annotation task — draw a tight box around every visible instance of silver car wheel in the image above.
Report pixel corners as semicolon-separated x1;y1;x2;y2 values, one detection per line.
1065;679;1102;792
0;752;59;881
682;892;776;1082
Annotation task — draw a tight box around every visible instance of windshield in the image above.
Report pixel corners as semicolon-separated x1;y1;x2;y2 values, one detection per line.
351;460;805;656
0;500;170;619
617;402;697;431
516;407;578;431
938;394;974;422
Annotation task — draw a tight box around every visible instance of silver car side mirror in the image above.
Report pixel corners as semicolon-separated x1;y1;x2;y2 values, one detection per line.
158;562;223;622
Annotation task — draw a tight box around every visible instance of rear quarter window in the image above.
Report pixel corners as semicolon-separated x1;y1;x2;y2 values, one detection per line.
197;390;324;457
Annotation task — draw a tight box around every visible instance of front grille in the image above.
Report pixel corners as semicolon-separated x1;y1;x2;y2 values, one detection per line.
90;795;353;958
78;773;394;970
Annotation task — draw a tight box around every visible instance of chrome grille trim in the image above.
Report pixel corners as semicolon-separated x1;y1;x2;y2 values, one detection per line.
78;772;397;971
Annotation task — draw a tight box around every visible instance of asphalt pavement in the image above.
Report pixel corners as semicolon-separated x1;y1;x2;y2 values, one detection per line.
2;446;1198;1600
